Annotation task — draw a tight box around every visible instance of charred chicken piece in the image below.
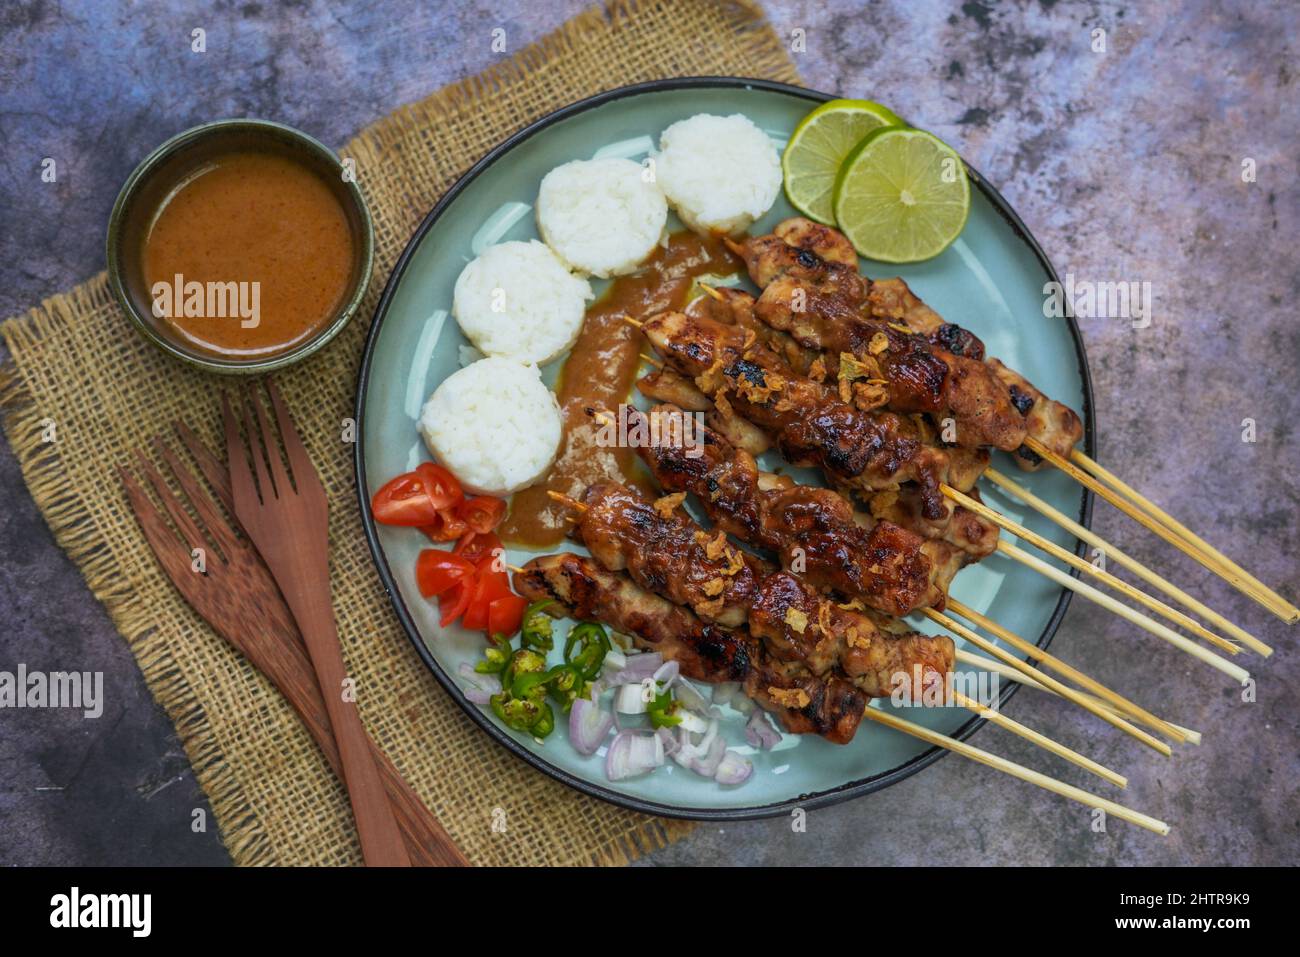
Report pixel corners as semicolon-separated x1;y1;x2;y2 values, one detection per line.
635;365;772;456
752;274;1026;452
573;481;769;628
741;218;1082;462
686;280;821;376
748;572;953;699
987;358;1085;471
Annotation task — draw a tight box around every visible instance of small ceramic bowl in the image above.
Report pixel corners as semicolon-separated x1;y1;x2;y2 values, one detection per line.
106;118;374;375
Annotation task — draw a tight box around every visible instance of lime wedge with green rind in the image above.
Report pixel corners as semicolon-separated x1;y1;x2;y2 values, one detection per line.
832;126;970;263
781;98;904;225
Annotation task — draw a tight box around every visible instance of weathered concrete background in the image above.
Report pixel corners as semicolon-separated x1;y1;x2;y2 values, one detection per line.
1;0;1296;866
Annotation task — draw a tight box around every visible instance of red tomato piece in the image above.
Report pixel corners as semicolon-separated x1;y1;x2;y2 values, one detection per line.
454;531;503;569
456;496;506;534
371;462;463;526
438;579;472;628
420;508;469;543
461;565;513;632
486;594;527;639
371;471;441;527
415;550;475;598
416;462;462;510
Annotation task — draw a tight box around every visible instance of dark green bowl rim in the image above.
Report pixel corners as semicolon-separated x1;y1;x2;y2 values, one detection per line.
354;77;1096;822
105;117;374;375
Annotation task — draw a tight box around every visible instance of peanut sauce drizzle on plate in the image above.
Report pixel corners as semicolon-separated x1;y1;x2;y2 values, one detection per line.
500;231;742;548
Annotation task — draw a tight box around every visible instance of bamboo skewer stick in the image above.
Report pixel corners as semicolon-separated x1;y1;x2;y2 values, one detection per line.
1067;447;1299;624
996;541;1250;683
946;689;1127;787
984;468;1272;657
1025;436;1296;623
924;608;1173;754
943;485;1240;655
953;648;1201;746
944;598;1188;743
859;707;1170;835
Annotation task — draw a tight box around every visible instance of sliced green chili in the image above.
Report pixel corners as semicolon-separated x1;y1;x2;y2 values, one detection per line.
519;600;556;651
490;691;543;733
474;639;513;675
564;622;611;681
501;648;547;690
531;703;556;738
647;688;681;728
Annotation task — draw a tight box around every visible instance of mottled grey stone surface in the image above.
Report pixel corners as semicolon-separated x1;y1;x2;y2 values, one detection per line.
1;0;1296;866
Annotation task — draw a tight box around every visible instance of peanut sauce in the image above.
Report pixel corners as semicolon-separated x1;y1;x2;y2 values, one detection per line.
142;151;354;358
500;231;743;548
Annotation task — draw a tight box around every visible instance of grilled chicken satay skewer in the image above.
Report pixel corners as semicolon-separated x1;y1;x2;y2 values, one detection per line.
624;311;955;522
722;227;1032;454
625;405;1182;751
515;556;1161;831
636;349;1003;632
859;706;1170;835
640;315;1247;660
592;404;956;620
954;648;1201;746
632;312;1245;678
549;484;1126;786
549;486;953;697
695;277;1264;653
615;396;1188;745
733;219;1295;624
983;467;1272;656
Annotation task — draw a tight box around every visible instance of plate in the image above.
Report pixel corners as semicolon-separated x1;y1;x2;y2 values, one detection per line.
355;78;1094;820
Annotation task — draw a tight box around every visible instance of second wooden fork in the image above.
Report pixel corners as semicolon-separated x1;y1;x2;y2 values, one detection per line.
224;381;410;867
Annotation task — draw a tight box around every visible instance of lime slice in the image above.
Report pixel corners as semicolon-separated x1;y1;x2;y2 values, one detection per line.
782;99;904;224
832;127;971;263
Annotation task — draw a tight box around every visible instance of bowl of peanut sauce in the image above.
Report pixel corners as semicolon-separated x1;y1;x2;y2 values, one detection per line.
106;118;373;374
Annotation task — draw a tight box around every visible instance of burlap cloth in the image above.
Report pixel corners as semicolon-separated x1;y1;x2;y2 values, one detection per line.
0;1;800;866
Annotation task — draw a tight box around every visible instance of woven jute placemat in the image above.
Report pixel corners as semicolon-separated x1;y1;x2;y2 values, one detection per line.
0;1;800;866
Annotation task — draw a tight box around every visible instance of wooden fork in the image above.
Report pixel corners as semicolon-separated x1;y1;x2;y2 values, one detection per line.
119;426;466;866
223;381;410;867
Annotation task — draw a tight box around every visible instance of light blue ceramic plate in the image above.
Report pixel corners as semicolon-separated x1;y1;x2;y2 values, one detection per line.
355;79;1094;820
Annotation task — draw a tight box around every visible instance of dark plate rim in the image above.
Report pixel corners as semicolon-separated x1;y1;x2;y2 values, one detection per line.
353;76;1096;822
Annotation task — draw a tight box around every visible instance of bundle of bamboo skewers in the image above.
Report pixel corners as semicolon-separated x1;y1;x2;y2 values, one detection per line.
528;217;1294;834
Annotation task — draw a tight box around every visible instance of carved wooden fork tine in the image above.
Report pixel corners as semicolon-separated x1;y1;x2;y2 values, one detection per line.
119;463;195;581
223;381;411;867
151;438;240;557
132;452;219;560
266;380;321;497
174;421;235;514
